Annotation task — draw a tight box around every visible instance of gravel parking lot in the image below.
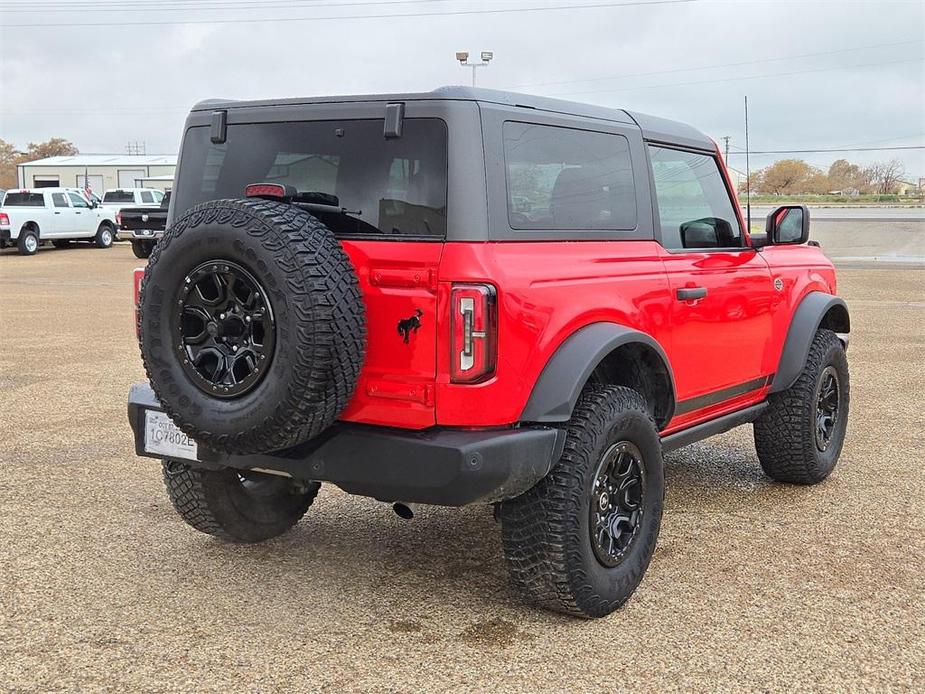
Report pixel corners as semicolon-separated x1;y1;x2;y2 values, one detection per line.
1;237;923;692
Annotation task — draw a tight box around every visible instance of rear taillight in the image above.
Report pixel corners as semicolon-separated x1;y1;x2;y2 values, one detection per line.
115;210;123;227
133;268;145;338
0;213;9;228
450;283;497;384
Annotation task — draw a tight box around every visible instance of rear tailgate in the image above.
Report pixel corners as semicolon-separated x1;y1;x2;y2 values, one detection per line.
339;239;442;429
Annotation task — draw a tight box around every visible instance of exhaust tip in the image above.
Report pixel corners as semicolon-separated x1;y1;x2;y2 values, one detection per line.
392;502;414;520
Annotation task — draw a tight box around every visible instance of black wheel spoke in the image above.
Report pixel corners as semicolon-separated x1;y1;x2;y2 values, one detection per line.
176;261;276;398
814;366;841;452
589;441;645;568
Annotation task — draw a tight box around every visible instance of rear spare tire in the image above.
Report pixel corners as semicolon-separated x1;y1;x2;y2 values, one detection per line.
139;198;366;454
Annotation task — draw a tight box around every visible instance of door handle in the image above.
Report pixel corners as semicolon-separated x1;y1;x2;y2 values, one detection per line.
54;211;61;214
676;287;707;301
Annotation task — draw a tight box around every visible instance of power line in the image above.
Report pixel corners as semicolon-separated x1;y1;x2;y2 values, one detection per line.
4;0;700;28
512;39;923;90
727;145;925;155
0;0;445;12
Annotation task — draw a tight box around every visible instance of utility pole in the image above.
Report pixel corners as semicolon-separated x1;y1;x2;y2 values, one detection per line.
744;96;751;233
721;135;731;164
455;51;494;87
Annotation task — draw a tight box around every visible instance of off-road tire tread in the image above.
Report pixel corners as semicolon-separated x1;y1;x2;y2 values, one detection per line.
162;462;318;543
140;198;366;454
501;385;660;618
754;328;849;484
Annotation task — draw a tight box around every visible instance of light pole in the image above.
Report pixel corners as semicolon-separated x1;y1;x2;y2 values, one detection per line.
456;51;493;87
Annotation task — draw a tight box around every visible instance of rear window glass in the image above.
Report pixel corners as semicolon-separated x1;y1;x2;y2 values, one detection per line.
103;191;134;203
175;119;448;239
503;122;636;231
3;192;45;206
140;191;155;203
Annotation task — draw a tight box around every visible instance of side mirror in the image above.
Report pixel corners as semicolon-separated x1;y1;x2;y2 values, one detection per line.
766;205;810;245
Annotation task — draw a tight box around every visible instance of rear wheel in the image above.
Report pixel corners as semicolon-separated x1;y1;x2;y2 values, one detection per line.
95;223;114;249
131;240;153;258
500;385;664;618
162;461;319;543
18;229;39;255
754;329;849;484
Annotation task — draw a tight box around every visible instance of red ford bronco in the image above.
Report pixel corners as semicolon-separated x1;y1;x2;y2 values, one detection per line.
129;87;850;618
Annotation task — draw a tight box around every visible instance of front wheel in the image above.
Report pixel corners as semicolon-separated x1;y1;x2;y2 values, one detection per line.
500;385;664;618
162;461;319;543
95;224;114;249
754;328;849;484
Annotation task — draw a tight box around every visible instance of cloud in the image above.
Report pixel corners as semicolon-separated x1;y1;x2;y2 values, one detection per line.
1;0;922;175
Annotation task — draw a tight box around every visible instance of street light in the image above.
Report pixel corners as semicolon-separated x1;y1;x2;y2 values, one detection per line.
456;50;493;87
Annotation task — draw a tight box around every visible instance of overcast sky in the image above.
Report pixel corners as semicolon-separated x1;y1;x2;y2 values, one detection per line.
1;0;923;177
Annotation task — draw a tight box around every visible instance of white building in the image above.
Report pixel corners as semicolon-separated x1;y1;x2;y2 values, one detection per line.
17;154;177;195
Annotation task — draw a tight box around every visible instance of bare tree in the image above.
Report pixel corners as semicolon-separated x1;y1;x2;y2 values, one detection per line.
865;159;906;195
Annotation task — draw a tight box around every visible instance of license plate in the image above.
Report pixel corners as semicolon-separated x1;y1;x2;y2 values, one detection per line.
143;410;198;460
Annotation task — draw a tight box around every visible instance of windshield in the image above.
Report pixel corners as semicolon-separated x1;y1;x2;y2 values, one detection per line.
175;118;448;239
3;192;45;207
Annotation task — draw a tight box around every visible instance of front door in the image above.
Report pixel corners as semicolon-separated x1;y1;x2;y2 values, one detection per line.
648;145;775;425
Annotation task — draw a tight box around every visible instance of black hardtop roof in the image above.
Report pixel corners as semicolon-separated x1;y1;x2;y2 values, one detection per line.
192;86;714;151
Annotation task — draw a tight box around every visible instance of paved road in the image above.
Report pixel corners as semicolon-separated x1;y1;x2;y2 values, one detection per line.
1;244;923;691
745;205;925;221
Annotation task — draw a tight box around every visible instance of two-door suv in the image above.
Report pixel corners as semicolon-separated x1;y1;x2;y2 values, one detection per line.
129;87;850;618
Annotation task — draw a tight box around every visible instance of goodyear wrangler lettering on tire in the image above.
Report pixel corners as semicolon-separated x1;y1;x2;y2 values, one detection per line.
139;198;367;454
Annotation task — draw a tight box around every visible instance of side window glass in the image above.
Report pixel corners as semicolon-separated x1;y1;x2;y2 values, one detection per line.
68;192;90;208
503;122;636;231
153;190;164;203
52;193;69;208
649;146;742;250
140;191;155;203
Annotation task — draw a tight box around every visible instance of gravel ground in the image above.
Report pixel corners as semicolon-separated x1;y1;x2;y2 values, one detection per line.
1;240;923;692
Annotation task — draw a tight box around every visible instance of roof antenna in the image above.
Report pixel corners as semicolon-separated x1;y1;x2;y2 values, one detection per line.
744;95;751;234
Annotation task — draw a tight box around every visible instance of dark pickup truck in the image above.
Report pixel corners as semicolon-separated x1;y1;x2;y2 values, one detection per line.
118;191;170;258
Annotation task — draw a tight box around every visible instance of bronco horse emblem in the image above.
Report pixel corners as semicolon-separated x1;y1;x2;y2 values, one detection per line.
397;309;424;344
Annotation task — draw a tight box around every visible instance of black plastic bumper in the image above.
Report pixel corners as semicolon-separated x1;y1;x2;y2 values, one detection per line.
127;383;564;506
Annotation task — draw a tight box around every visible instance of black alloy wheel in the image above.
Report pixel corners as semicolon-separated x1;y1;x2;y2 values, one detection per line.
589;441;645;567
176;260;276;398
814;366;840;452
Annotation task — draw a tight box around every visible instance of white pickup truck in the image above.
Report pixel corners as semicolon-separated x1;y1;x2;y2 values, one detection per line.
0;188;118;256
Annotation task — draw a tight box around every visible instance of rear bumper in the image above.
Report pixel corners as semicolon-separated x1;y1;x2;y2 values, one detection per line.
126;230;163;240
127;383;563;506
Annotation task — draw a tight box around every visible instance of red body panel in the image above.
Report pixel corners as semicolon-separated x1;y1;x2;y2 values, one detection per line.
338;240;442;429
335;235;836;435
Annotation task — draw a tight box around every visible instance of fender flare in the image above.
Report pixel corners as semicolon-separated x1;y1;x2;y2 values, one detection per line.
771;291;849;393
520;322;676;426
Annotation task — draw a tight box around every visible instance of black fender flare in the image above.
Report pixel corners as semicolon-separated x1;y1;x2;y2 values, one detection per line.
520;322;676;426
770;291;849;393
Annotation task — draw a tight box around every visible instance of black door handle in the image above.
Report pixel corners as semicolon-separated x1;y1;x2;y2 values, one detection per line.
676;287;707;301
54;211;61;215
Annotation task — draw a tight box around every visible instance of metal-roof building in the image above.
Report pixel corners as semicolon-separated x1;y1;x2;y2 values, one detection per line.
16;154;177;194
